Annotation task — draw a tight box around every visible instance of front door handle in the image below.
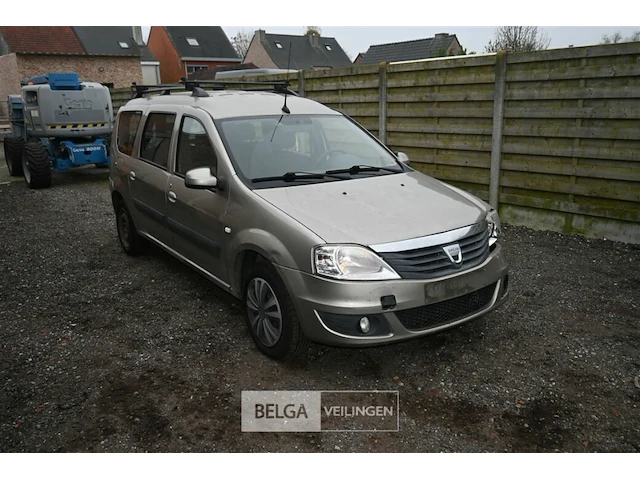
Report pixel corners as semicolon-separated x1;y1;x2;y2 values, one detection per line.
168;191;177;203
129;171;136;181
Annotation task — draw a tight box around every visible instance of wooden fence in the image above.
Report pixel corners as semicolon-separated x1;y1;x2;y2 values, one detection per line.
110;41;640;243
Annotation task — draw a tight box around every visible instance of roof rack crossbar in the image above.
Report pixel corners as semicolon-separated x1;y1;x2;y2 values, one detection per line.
131;82;185;99
180;78;299;96
129;78;302;99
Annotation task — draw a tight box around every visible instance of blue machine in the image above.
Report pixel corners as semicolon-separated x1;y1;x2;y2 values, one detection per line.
3;72;114;189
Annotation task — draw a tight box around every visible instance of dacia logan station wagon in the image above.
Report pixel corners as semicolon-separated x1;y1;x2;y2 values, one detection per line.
110;82;509;360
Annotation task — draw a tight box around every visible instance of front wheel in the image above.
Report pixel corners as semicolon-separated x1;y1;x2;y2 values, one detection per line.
22;142;51;189
244;262;309;360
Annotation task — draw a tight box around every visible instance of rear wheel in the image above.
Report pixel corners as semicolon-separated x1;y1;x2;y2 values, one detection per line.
22;142;51;189
115;200;148;255
3;137;25;176
243;261;309;360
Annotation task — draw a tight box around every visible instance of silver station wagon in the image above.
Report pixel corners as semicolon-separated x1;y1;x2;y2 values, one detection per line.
110;81;509;360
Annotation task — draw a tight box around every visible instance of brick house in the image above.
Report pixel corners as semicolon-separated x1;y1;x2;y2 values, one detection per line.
72;26;160;85
358;33;462;64
0;26;150;116
244;30;352;70
147;26;241;83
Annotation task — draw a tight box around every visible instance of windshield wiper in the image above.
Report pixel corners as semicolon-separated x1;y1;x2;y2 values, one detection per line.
251;171;345;184
325;164;404;176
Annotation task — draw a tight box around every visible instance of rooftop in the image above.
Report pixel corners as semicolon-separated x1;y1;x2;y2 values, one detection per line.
0;26;85;55
359;33;458;64
163;26;240;60
257;31;352;69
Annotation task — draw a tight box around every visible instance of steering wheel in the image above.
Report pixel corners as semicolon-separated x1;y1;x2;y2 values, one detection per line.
309;149;348;169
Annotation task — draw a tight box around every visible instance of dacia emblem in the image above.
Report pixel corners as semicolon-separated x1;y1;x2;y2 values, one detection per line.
443;244;463;265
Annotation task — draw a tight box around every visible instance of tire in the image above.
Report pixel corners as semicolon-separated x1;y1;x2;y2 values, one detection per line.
22;142;51;189
3;137;25;176
243;261;309;360
115;200;148;256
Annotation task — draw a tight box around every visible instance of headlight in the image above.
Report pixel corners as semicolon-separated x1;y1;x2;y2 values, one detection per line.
313;245;400;281
486;210;502;246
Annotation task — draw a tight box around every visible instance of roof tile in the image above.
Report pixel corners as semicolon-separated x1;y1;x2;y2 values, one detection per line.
0;26;85;54
261;33;352;69
360;34;458;64
164;26;240;60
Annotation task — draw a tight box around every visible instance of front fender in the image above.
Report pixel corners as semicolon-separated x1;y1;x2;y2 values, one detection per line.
227;228;303;296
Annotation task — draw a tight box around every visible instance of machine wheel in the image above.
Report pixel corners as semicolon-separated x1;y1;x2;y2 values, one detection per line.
243;261;309;360
3;137;25;176
22;142;52;189
115;200;148;256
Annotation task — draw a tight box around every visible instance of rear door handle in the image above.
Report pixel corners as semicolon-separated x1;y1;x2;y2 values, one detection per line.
129;171;136;181
168;191;177;203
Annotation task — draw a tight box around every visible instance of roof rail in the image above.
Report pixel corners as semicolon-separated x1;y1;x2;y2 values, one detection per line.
130;78;300;99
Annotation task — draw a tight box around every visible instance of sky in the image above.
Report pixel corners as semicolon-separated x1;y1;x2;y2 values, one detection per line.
143;26;640;61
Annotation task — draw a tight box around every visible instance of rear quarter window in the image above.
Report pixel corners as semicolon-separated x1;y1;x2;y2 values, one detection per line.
116;111;142;156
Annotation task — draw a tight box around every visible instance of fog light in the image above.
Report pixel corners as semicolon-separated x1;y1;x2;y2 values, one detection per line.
359;317;371;334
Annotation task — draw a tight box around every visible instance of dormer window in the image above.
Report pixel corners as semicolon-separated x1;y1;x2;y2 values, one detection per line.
275;42;283;49
325;44;332;51
119;42;129;49
186;37;199;46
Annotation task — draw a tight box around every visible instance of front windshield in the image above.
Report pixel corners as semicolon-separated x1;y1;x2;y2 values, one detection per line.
217;114;403;185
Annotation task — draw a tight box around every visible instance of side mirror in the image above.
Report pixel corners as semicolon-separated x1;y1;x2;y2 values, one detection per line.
185;167;220;189
396;151;410;166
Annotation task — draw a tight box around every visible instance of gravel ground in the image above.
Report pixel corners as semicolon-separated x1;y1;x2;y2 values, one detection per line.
0;166;639;453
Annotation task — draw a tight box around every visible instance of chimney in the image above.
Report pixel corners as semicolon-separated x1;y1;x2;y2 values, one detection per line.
132;26;144;45
257;29;266;42
308;33;319;47
434;33;449;39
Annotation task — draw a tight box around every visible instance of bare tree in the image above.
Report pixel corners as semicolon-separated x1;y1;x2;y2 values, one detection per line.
601;30;640;43
230;29;253;59
485;26;551;53
304;26;322;36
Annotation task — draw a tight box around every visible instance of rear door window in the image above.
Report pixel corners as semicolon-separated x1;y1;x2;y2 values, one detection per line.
139;112;176;169
116;111;142;156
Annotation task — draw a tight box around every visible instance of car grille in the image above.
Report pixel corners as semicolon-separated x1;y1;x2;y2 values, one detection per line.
396;282;497;331
379;225;490;279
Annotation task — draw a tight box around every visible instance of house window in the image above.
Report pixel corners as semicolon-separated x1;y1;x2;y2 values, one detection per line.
325;44;332;51
186;37;199;46
274;42;283;49
186;65;209;74
119;42;129;49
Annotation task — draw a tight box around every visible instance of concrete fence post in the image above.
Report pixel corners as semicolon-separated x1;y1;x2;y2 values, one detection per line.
378;62;388;144
489;51;507;210
297;70;305;96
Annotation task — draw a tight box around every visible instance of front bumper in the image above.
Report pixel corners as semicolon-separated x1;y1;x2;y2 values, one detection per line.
275;244;509;347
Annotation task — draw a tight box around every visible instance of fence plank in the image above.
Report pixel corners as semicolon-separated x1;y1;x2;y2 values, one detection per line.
500;193;640;223
501;142;640;163
506;63;640;82
503;124;640;140
506;86;640;101
503;107;640;120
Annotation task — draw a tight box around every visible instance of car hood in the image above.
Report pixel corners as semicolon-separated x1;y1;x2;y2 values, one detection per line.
253;171;489;246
